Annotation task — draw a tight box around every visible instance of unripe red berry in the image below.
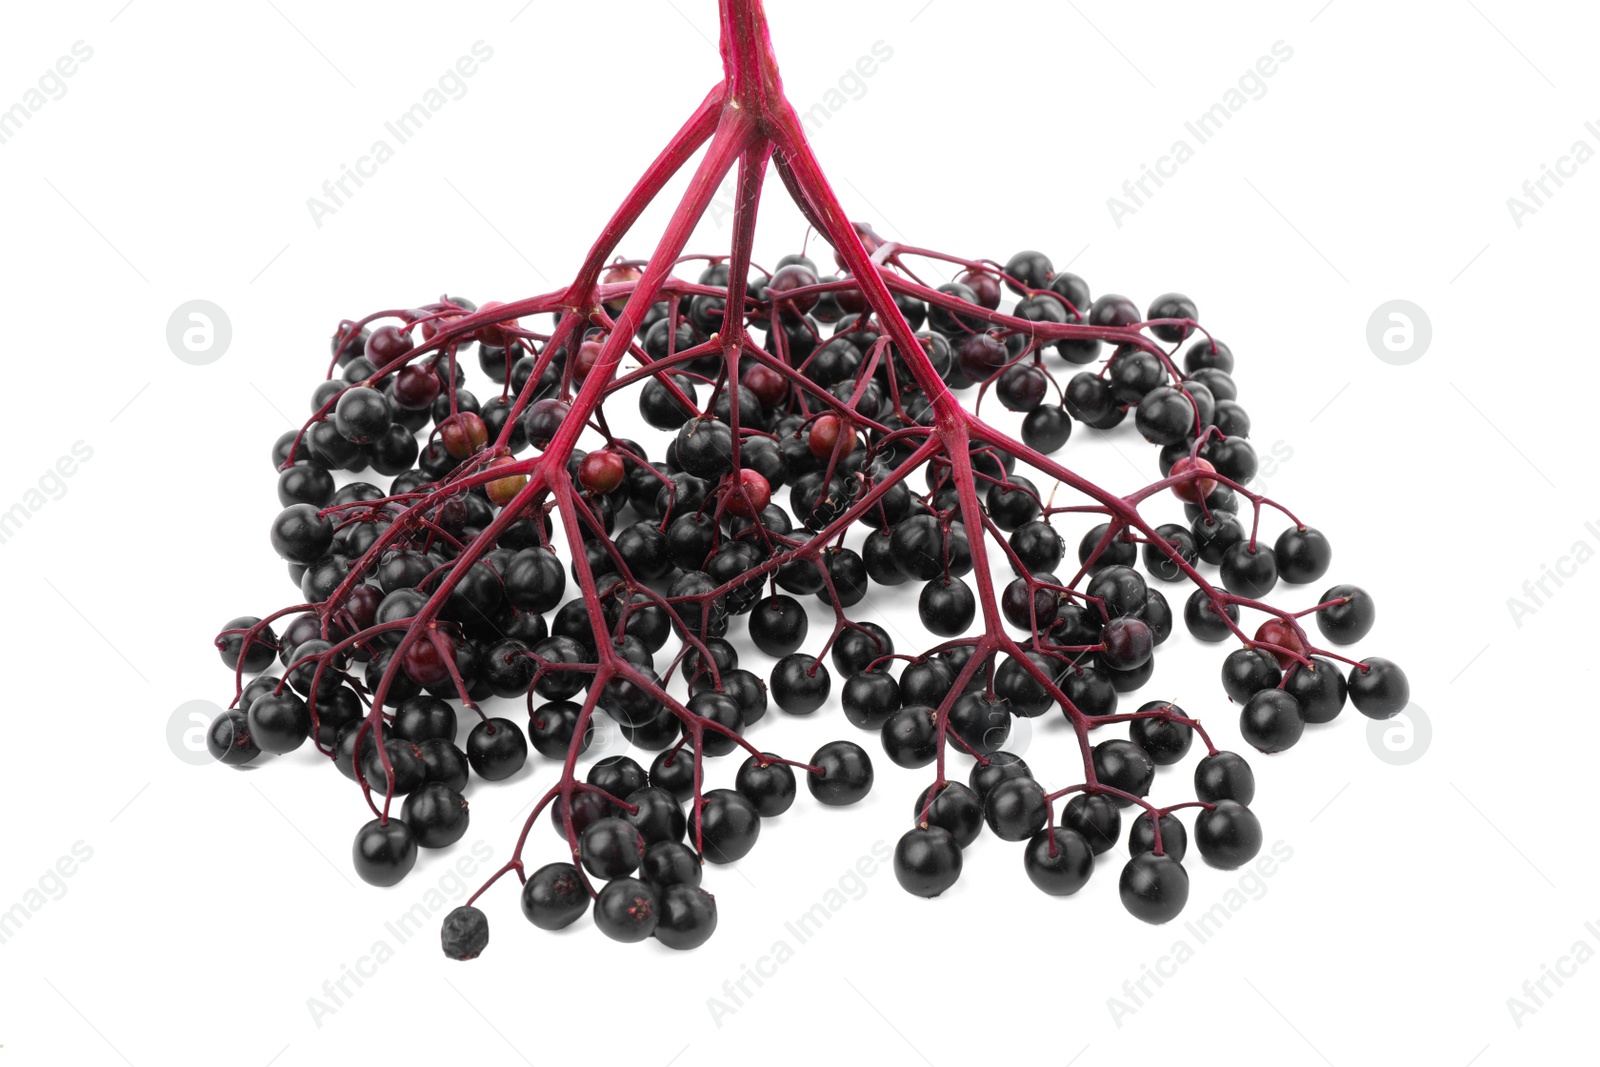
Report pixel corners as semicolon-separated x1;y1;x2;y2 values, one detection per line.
440;412;488;460
1169;455;1218;504
726;468;771;518
485;456;529;508
1253;618;1307;668
808;415;854;460
741;364;786;407
578;450;626;494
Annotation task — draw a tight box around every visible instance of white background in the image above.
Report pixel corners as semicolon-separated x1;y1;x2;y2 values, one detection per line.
1;1;1594;1064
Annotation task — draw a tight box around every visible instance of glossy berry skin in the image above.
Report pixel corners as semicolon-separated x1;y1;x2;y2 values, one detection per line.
1317;584;1376;645
770;654;830;714
1169;455;1219;505
1240;689;1305;753
1285;658;1348;724
1062;666;1119;719
1119;852;1189;924
269;504;334;565
1221;647;1282;704
1253;618;1308;669
1146;293;1198;342
641;840;702;889
689;789;762;863
1143;525;1199;583
587;756;649;805
842;669;900;730
655;885;718;950
593;878;659;943
393;695;457;743
1348;658;1410;719
1130;702;1194;765
881;705;938;768
1274;526;1332;584
735;754;797;817
333;385;392;444
401;783;470;848
247;692;310;754
1194;800;1263;869
749;595;808;657
808;741;874;805
984;777;1048;841
621;787;687;847
1221;541;1278;598
1062;793;1121;854
466;718;527;781
1093;740;1156;804
1135;387;1195;446
1194;751;1256;805
918;578;976;637
1020;404;1073;453
649;750;696;802
913;782;984;847
218;616;278;673
579;817;647;880
1023;828;1094;895
352;818;418;887
440;905;489;961
894;826;963;897
419;739;470;793
969;751;1032;803
521;862;589;930
1100;617;1153;671
207;709;261;767
1128;812;1188;862
832;624;893;677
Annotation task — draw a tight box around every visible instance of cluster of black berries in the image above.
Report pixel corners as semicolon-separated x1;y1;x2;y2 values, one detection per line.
211;242;1408;957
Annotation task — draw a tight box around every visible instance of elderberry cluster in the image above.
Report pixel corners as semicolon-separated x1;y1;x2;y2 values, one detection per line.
210;238;1408;957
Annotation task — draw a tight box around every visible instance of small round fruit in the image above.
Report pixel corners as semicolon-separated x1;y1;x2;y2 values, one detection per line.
579;816;646;880
1023;828;1093;895
1348;657;1410;719
808;741;874;805
440;905;489;961
893;826;963;897
520;862;588;930
352;818;417;887
593;877;659;943
401;783;470;849
1194;800;1263;869
1194;751;1256;805
1119;852;1189;924
655;884;718;950
1240;689;1305;753
984;777;1048;841
466;718;528;781
1316;584;1376;644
